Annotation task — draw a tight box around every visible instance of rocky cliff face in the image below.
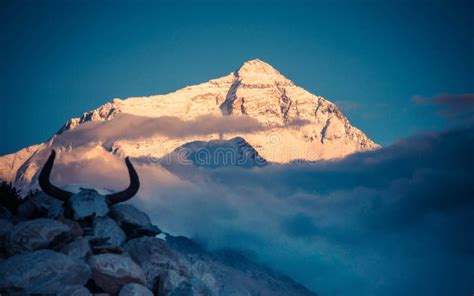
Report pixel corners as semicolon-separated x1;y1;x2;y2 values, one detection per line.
0;59;378;193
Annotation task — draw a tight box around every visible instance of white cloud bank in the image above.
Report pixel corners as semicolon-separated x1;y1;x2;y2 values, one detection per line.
55;114;268;147
46;126;474;296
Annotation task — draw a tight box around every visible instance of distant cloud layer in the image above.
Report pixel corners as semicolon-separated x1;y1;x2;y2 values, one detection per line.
413;93;474;123
137;126;474;296
48;124;474;296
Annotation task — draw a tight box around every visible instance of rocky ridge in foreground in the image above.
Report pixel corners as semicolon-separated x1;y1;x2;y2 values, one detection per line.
0;190;316;295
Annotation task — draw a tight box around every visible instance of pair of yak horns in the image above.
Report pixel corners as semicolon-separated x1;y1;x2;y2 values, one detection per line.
38;150;140;205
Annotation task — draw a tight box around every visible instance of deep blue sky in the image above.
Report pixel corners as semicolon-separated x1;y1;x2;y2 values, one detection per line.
1;0;472;155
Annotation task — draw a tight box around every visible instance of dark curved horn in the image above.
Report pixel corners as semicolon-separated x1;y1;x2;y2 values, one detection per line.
38;150;72;202
106;157;140;205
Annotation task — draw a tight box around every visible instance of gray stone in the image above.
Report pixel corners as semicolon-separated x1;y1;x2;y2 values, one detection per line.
60;238;91;261
58;285;92;296
88;253;146;294
109;204;160;237
124;237;188;291
110;204;151;227
0;250;91;294
119;283;154;296
59;217;85;237
92;216;127;247
70;189;109;220
7;218;71;254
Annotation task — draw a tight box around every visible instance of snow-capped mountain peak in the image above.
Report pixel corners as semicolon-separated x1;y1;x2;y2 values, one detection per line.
235;59;291;85
0;59;379;193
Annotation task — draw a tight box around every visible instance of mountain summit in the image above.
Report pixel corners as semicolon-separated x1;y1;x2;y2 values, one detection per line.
235;59;290;82
0;59;378;192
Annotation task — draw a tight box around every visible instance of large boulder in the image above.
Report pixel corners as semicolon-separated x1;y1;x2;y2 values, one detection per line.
7;218;71;254
92;216;127;247
109;204;161;237
0;250;91;294
119;283;154;296
60;238;91;261
88;253;146;294
110;204;151;227
59;217;85;237
124;237;188;292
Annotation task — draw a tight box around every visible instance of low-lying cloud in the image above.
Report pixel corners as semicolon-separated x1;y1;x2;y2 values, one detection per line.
140;127;473;296
46;126;474;296
54;113;267;147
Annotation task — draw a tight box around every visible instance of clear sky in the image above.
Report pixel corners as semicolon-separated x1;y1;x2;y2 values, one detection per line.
1;0;472;155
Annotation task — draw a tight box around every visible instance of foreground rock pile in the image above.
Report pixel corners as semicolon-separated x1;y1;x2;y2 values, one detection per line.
0;192;316;295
